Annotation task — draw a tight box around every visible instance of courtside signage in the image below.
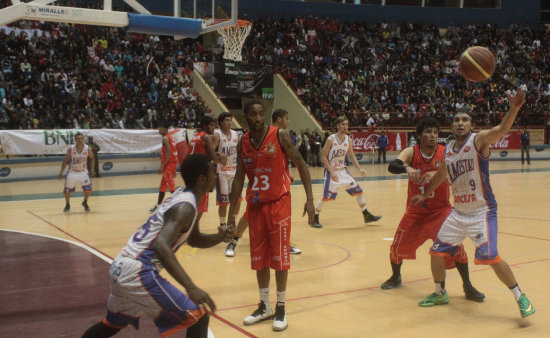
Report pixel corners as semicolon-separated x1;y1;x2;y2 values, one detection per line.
0;129;162;155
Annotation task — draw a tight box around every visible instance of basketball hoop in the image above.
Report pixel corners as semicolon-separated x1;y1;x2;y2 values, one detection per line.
217;20;252;62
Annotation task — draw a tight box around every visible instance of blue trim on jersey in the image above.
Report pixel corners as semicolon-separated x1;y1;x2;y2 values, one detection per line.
322;169;336;200
475;209;499;261
139;265;200;332
477;153;497;209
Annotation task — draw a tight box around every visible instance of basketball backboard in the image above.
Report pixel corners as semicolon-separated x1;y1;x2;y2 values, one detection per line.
0;0;237;39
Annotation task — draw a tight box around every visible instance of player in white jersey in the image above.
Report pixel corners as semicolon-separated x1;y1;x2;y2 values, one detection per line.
311;115;381;228
207;112;241;228
411;88;535;318
57;132;94;212
82;154;234;338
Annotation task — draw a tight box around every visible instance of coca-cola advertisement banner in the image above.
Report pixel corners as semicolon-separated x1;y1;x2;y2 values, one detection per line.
352;131;407;152
489;131;521;149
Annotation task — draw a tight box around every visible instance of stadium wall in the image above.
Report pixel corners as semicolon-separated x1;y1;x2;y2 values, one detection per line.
239;0;539;28
274;74;323;133
130;0;539;27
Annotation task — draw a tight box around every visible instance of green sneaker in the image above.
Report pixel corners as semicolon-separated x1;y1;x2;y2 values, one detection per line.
518;293;535;318
418;291;450;307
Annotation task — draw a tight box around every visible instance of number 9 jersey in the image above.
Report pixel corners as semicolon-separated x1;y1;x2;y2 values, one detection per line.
241;126;291;204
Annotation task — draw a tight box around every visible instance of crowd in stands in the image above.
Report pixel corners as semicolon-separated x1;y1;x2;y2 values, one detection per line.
0;0;213;130
243;16;549;129
0;0;549;132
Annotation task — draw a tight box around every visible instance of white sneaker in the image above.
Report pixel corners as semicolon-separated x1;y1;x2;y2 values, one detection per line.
289;246;301;255
243;301;273;325
225;241;237;257
272;302;287;331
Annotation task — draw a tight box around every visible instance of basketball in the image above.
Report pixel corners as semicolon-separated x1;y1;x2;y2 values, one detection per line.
458;46;496;82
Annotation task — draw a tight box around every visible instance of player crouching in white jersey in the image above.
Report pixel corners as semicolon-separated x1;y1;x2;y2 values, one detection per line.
58;132;94;212
411;88;535;318
82;154;235;338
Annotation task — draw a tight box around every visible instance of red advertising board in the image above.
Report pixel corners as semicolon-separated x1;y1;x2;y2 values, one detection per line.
352;131;407;152
489;131;521;150
352;131;521;152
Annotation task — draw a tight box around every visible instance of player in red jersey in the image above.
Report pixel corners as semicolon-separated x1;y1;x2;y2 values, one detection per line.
224;109;302;257
187;116;220;215
149;121;179;213
381;118;484;302
227;101;314;332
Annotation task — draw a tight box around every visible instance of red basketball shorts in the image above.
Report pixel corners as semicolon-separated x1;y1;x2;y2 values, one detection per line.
389;206;467;269
159;163;177;193
247;193;291;271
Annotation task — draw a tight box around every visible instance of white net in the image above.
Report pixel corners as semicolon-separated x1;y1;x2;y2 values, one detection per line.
217;21;252;62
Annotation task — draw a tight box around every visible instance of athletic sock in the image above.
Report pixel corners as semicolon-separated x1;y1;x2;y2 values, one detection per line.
259;288;270;305
219;217;226;224
355;193;366;210
276;290;286;304
315;200;324;213
509;284;522;301
435;281;445;295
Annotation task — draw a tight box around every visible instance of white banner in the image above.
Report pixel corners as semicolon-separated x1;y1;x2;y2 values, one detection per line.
0;129;164;155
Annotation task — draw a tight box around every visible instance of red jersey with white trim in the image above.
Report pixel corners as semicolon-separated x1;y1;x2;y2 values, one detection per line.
161;134;178;165
241;126;291;203
188;131;207;155
167;128;188;165
407;144;450;213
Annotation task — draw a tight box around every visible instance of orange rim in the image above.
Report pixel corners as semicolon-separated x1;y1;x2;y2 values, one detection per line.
221;19;252;30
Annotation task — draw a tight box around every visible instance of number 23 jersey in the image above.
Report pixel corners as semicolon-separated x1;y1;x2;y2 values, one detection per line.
241;126;291;204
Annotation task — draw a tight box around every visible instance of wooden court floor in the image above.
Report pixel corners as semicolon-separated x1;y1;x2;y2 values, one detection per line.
1;160;549;337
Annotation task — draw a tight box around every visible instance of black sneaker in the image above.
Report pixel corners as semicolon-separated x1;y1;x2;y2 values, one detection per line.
225;241;237;257
63;204;70;213
82;201;90;212
272;302;287;331
363;210;381;223
381;275;402;290
311;214;322;228
463;284;485;302
243;301;273;325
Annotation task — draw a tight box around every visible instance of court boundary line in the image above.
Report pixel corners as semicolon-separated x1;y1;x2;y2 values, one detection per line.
24;210;257;338
0;228;113;264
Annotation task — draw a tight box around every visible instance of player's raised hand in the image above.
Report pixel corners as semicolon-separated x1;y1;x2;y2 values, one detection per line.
187;286;216;312
506;88;525;110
